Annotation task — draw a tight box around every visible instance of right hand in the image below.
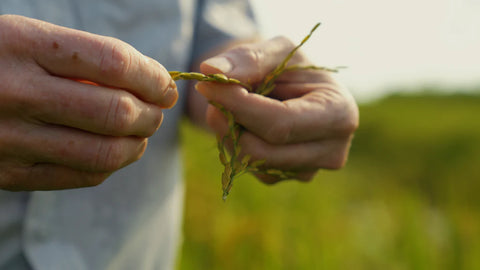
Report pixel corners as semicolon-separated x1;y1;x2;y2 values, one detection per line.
0;15;177;191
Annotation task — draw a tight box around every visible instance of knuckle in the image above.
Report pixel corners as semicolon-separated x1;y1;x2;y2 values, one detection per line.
275;36;296;49
240;138;267;163
341;116;359;134
336;100;359;135
93;137;146;172
98;39;132;79
244;48;264;69
274;36;304;60
94;138;127;172
232;45;264;77
339;114;359;136
5;75;43;117
264;119;292;144
105;94;137;135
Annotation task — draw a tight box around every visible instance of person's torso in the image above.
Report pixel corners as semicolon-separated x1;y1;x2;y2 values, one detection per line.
0;0;195;269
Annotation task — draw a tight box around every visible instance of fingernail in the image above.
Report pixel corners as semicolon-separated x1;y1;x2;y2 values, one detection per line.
203;56;233;74
162;79;178;109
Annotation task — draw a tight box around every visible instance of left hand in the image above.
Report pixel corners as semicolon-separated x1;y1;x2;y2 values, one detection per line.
195;37;359;184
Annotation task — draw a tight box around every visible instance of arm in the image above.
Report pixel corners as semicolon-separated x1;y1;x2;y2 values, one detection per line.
0;15;177;190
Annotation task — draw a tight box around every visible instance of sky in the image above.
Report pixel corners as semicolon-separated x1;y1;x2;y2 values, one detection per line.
251;0;480;102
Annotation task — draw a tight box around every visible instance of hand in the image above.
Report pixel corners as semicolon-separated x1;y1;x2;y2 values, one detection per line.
196;37;358;184
0;15;177;190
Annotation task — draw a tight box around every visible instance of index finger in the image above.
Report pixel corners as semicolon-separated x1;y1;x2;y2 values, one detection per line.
200;36;309;84
196;82;356;145
17;16;177;108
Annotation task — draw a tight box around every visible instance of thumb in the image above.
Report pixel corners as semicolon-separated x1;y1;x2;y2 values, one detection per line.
200;36;308;84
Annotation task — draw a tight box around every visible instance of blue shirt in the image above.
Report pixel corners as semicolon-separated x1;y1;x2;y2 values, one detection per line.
0;0;257;269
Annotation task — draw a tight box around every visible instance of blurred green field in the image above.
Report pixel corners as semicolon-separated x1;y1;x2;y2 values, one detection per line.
177;92;480;270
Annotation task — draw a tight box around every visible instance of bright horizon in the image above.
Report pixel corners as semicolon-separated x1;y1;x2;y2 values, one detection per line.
252;0;480;102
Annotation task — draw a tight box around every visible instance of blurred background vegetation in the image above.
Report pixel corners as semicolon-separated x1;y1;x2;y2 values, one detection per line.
176;90;480;270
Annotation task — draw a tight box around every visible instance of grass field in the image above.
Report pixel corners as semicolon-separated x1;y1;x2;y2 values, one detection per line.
177;92;480;270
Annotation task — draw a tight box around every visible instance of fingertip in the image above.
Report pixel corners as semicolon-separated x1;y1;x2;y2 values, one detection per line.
159;79;178;109
201;56;233;74
194;81;221;100
195;81;248;103
145;57;179;108
194;81;208;96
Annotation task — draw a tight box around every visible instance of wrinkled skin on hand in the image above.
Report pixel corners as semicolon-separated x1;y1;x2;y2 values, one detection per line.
0;15;177;190
196;36;359;184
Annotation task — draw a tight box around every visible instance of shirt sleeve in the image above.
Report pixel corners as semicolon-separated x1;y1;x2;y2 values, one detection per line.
190;0;259;63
